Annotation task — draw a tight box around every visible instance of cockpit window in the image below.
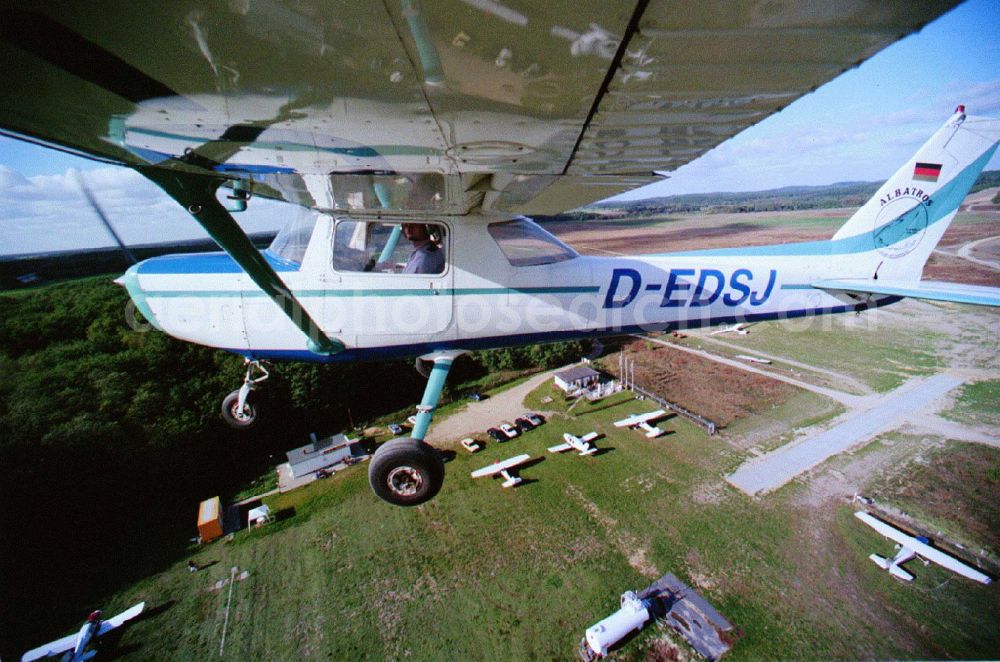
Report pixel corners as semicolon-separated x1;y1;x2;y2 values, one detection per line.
333;220;447;275
268;212;318;263
487;218;578;267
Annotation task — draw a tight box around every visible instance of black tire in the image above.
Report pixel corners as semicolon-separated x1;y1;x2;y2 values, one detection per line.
368;438;444;506
221;390;258;430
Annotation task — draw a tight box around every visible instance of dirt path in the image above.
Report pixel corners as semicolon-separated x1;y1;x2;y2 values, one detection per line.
425;370;557;444
934;234;1000;270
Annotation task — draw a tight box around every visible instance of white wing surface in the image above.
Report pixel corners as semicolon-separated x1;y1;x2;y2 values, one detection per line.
471;454;531;478
96;601;145;637
21;632;79;662
0;3;960;217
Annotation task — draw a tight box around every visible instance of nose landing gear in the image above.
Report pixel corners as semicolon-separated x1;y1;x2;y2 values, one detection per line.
221;360;269;429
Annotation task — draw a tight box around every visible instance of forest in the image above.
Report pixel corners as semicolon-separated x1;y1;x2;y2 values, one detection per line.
0;276;585;646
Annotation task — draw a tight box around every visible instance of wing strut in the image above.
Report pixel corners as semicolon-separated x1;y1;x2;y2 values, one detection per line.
138;166;344;356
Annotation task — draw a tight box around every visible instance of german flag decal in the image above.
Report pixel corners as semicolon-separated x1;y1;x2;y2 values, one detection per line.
913;162;942;182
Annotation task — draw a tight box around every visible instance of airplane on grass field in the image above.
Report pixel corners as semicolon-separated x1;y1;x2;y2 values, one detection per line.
21;602;145;662
1;4;998;506
471;454;532;489
614;410;668;438
855;512;992;585
548;431;600;456
709;323;750;336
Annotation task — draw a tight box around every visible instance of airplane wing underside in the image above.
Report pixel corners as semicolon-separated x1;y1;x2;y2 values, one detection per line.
0;1;959;217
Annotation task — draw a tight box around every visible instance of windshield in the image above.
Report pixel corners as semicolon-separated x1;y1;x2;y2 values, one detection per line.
487;218;578;267
268;212;319;263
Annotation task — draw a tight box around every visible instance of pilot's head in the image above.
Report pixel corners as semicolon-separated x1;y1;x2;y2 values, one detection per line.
402;223;429;242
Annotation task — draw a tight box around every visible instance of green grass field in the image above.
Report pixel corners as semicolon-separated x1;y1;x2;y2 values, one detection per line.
714;313;946;393
942;379;1000;428
84;386;998;661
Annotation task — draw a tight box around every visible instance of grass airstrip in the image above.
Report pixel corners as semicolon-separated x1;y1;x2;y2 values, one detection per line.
94;372;998;660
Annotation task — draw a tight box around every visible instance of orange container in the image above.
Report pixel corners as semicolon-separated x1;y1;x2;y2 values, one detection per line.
197;496;223;542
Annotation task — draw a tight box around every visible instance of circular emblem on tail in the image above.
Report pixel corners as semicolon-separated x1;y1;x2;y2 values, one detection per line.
873;196;928;258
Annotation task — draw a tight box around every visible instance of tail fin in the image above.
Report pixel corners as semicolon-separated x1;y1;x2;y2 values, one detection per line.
831;108;999;282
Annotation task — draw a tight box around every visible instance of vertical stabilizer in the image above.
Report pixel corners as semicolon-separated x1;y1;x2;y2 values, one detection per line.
830;109;999;281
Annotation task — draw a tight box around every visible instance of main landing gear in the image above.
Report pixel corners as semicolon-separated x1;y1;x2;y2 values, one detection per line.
369;351;463;506
221;360;269;429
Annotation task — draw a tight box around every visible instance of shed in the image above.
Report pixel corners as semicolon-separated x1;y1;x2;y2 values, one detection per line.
286;433;366;479
553;365;600;393
197;496;223;543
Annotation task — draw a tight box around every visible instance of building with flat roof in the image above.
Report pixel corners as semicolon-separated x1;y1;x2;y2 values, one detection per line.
286;433;366;479
553;365;600;393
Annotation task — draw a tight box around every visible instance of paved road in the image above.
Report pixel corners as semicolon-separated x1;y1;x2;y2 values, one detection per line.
727;373;964;496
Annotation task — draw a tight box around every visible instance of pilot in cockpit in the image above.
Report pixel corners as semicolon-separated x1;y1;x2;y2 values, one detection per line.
401;223;444;274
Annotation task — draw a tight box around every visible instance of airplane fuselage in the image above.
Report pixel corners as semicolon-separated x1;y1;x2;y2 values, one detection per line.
119;214;890;362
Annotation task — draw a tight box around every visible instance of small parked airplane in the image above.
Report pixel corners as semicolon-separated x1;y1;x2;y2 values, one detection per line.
470;454;532;489
709;323;750;336
548;431;600;456
1;4;995;506
22;602;145;662
736;354;771;365
855;511;991;585
614;410;668;438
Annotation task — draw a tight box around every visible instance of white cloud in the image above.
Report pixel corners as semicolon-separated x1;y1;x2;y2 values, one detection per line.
0;165;291;255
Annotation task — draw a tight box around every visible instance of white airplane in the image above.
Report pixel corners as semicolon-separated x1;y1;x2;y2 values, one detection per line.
614;410;668;438
470;454;532;488
855;512;991;585
1;5;996;506
22;602;145;662
548;431;600;456
736;354;771;364
709;323;750;336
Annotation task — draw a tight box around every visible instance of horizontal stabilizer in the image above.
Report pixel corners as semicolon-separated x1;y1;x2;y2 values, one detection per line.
869;553;891;570
889;564;915;582
814;279;1000;307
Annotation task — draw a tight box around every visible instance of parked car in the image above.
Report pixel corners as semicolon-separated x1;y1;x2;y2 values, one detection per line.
487;427;506;442
524;412;545;427
469;391;482;402
460;438;481;453
407;415;418;425
498;422;519;439
514;417;534;433
388;423;404;435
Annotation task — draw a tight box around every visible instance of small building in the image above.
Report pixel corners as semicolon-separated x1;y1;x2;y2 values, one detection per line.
197;496;223;543
286;433;366;479
553;365;600;393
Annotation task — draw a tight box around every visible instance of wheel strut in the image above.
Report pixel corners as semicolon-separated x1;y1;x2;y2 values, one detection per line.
410;351;464;441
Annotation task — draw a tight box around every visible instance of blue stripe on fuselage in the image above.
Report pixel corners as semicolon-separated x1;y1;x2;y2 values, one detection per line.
136;250;299;274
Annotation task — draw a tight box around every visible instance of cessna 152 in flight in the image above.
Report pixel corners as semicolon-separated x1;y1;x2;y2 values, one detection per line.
1;2;997;506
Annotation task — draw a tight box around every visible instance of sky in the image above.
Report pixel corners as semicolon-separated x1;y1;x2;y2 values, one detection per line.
0;0;997;255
